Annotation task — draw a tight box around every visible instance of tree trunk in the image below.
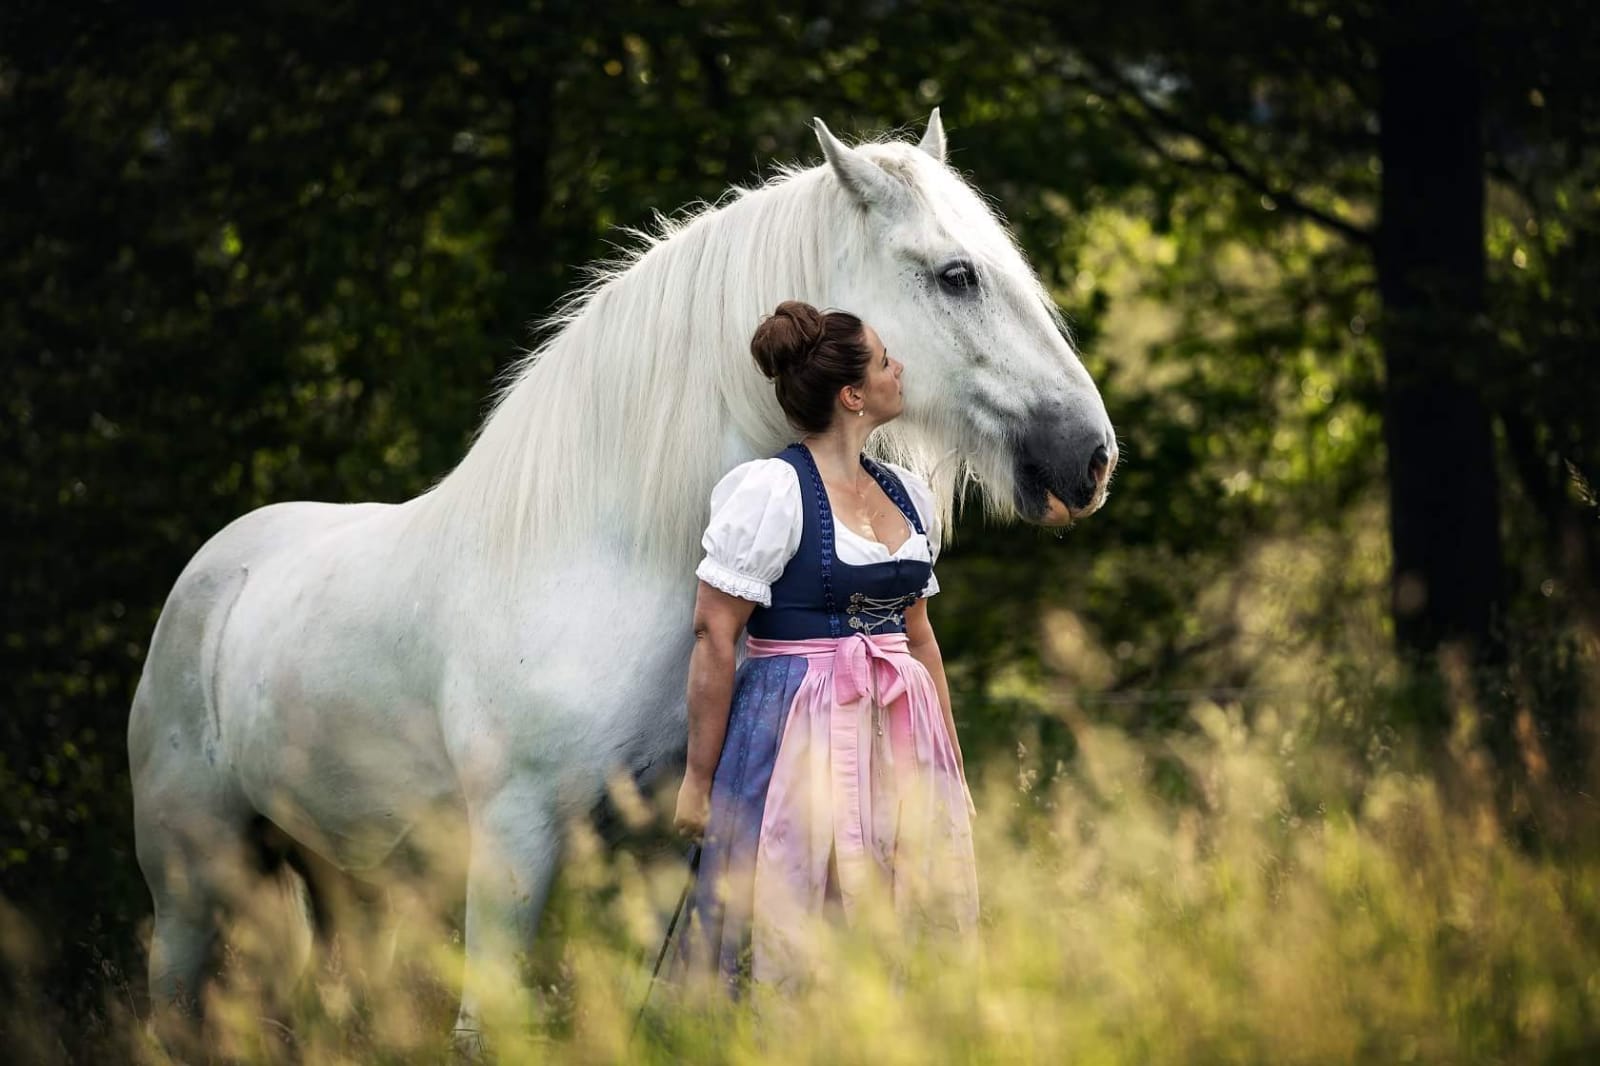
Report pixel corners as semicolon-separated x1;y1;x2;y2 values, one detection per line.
1377;0;1504;670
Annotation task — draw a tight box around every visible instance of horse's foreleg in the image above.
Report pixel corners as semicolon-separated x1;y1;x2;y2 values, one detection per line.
452;784;564;1053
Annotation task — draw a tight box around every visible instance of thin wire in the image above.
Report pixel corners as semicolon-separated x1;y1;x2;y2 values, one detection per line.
631;842;701;1039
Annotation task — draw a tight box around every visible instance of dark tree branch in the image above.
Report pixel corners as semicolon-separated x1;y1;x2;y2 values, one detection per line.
1075;56;1376;248
1102;624;1241;695
997;1;1376;248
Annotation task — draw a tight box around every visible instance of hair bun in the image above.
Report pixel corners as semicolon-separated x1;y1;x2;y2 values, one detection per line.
750;300;826;381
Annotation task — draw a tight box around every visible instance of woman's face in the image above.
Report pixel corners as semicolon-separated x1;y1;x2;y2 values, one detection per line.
855;324;904;424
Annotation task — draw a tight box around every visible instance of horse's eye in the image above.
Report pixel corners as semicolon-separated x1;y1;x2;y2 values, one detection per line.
937;259;979;295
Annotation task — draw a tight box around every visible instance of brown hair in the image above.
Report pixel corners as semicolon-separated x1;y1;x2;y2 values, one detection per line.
749;300;871;435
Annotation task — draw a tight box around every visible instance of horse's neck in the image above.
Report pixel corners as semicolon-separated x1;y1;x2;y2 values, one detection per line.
416;175;835;578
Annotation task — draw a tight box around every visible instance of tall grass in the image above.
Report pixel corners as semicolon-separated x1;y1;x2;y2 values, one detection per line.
6;657;1599;1064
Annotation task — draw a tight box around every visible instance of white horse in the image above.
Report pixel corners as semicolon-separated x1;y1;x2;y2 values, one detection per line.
128;111;1116;1041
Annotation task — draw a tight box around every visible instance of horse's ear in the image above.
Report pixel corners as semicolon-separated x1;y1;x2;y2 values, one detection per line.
918;107;947;163
814;117;900;209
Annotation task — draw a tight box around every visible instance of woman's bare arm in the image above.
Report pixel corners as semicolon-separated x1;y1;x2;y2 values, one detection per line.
674;581;757;836
904;598;964;779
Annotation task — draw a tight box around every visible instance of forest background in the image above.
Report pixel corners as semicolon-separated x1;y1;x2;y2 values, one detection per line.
3;0;1599;1060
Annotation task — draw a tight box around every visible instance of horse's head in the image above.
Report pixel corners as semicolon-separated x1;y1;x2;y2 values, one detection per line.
813;111;1116;525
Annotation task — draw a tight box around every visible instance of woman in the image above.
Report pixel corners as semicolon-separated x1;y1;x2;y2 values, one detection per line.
672;300;978;991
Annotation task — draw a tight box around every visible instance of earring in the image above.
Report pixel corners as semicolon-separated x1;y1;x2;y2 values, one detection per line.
857;409;865;417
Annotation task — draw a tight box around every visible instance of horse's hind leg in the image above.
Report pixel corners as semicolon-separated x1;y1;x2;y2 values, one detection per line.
146;850;222;1015
131;558;263;1041
135;787;255;1046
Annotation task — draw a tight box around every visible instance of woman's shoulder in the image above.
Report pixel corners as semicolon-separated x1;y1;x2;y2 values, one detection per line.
709;456;801;504
705;457;803;529
698;457;805;602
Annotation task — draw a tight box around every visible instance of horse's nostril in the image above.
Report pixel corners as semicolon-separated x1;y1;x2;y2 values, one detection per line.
1088;445;1110;482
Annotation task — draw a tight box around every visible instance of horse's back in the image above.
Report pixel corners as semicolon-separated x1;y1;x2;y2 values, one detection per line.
187;499;394;575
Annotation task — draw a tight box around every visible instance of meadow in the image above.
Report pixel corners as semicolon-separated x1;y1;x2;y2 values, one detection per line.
6;640;1597;1063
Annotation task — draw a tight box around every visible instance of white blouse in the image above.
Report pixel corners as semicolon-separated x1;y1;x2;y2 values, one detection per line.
695;458;942;607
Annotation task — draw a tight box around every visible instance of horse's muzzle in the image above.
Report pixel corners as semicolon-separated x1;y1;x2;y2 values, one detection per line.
1015;422;1117;525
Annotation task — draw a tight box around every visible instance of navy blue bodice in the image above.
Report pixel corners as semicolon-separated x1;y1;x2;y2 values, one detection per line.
744;443;933;641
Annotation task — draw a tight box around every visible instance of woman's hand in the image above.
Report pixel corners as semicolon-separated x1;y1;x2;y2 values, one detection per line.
673;769;713;840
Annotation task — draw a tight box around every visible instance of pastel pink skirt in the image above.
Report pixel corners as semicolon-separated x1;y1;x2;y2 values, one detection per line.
676;631;978;990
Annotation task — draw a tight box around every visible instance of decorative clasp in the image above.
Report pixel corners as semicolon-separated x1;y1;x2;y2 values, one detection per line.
843;591;919;633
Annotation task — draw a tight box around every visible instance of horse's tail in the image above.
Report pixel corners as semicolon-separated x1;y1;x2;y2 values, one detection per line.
130;564;248;784
128;546;250;795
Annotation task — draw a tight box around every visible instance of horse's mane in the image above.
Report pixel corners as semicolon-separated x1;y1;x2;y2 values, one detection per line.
414;160;846;574
414;139;1037;577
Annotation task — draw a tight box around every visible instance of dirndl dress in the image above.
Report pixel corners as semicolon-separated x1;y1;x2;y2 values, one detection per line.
675;442;979;991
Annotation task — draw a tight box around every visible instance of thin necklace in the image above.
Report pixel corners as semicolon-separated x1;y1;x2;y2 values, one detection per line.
801;437;884;538
845;474;884;538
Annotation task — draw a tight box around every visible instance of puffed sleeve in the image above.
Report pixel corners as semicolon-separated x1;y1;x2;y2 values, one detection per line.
883;461;943;598
694;459;803;606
